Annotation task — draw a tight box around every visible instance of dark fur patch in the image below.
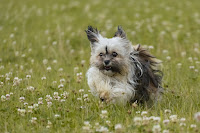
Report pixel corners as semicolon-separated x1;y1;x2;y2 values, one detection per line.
114;26;126;39
131;44;163;104
105;46;108;54
85;26;99;43
111;59;126;74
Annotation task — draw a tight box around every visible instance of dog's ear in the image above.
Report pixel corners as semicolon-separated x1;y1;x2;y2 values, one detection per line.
85;26;99;44
114;26;126;39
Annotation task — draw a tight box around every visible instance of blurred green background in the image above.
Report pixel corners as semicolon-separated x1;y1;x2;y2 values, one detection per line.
0;0;200;132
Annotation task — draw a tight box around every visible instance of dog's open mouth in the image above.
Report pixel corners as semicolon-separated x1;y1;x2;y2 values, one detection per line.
104;66;112;71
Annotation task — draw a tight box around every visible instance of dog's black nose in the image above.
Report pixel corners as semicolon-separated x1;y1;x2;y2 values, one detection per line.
104;60;110;65
100;98;104;101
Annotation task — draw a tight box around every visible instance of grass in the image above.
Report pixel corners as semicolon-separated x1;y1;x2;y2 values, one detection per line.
0;0;200;132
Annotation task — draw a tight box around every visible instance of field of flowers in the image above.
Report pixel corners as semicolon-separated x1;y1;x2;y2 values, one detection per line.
0;0;200;132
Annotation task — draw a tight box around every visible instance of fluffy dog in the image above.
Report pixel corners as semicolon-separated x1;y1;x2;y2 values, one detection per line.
85;26;163;105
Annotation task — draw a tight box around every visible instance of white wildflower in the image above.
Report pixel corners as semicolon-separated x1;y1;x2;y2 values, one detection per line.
77;98;82;101
13;77;22;86
54;114;60;118
26;75;31;79
115;124;123;132
60;99;66;102
79;89;84;93
81;60;86;66
177;63;182;68
148;45;154;49
52;41;57;45
47;66;51;72
83;94;88;98
170;115;178;123
60;78;65;84
180;118;186;122
149;116;155;121
28;106;33;113
190;124;197;128
152;124;161;133
18;109;26;116
166;56;171;60
52;81;57;85
74;67;79;72
180;122;186;127
153;117;161;123
41;76;46;80
162;129;169;133
0;65;4;70
82;121;91;132
52;59;57;64
24;102;28;106
189;66;195;69
163;119;170;125
38;97;43;104
141;111;148;116
61;91;69;99
19;96;25;102
47;120;52;125
6;94;10;100
136;111;140;114
43;59;48;65
46;95;52;102
1;95;6;101
27;86;35;91
47;102;52;108
30;117;37;124
188;57;193;62
58;84;64;89
58;68;63;72
6;77;10;81
0;81;4;87
33;104;39;110
133;117;142;126
181;52;186;57
194;112;200;122
53;92;60;100
10;33;14;38
164;109;171;114
106;120;111;126
100;110;108;119
97;126;109;132
142;117;150;125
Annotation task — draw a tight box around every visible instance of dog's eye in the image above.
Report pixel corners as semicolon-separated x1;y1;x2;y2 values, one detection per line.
112;52;118;57
99;53;103;56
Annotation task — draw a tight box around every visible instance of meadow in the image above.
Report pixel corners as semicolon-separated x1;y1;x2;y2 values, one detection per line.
0;0;200;132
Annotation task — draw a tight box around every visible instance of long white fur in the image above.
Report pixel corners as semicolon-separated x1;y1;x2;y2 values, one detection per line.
87;35;139;105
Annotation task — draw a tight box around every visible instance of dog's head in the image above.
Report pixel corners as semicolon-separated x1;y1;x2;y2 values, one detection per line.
85;26;133;76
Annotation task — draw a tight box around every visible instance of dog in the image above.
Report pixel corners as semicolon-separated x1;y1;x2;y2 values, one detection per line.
85;26;163;105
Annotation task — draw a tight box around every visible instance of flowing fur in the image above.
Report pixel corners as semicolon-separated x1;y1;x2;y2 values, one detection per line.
86;26;163;105
130;44;163;104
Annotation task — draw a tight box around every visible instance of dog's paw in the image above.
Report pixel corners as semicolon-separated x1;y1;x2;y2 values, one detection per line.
99;91;112;103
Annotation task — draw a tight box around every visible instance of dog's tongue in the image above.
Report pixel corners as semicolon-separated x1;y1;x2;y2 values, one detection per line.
105;66;111;71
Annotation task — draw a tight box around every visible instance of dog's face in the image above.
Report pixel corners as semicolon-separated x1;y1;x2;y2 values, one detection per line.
86;26;163;104
86;26;133;76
